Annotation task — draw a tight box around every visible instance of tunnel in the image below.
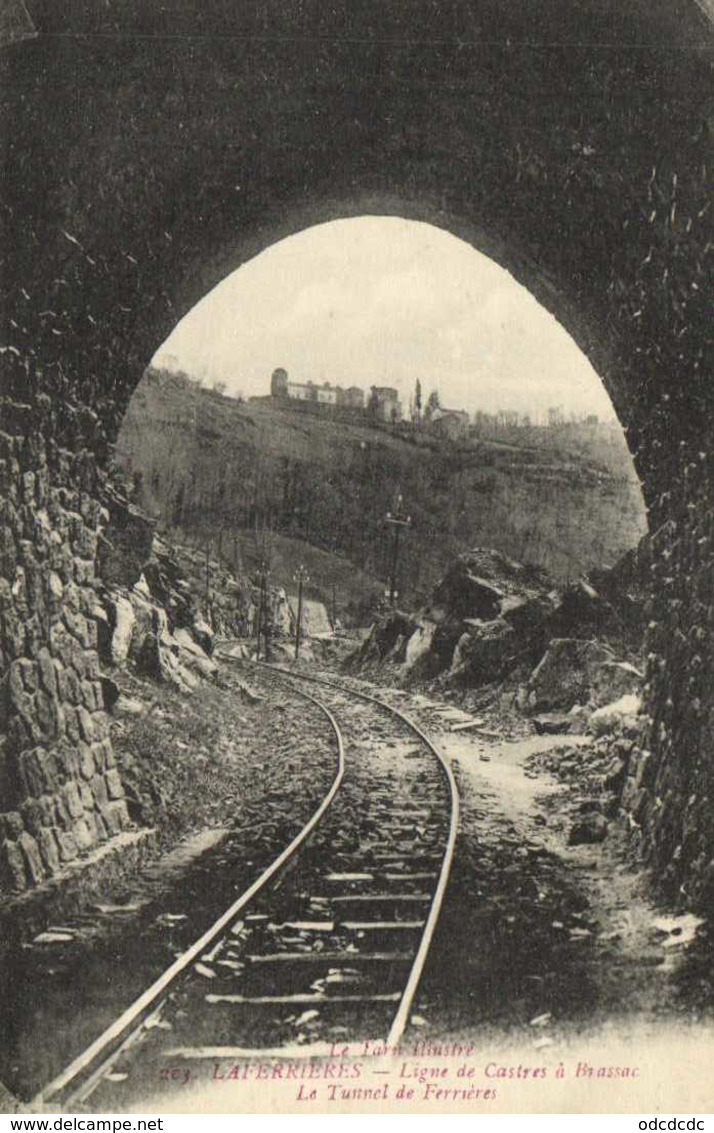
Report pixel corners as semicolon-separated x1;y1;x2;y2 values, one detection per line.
0;0;712;902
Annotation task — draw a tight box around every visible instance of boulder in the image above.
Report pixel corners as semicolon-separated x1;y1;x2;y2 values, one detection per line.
567;704;592;732
403;620;436;671
532;712;574;735
114;695;148;718
448;618;516;685
0;838;28;890
527;639;614;711
589;660;643;707
352;611;418;666
588;536;651;644
547;580;617;639
588;694;642;737
135;631;197;692
191;612;214;655
100;675;121;710
568;813;608;845
96;485;155;588
172;628;218;677
108;595;135;664
603;756;629;792
500;592;554;659
430;564;502;621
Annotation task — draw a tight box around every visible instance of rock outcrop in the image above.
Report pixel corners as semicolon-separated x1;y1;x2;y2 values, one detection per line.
350;548;558;685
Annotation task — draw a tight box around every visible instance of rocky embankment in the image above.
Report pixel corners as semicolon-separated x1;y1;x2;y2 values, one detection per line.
349;542;651;857
86;485;308;838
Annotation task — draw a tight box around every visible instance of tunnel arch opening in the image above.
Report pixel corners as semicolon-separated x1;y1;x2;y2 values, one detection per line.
1;0;712;915
117;214;648;609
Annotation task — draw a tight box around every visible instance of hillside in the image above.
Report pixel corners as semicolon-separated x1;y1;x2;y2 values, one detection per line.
115;369;647;613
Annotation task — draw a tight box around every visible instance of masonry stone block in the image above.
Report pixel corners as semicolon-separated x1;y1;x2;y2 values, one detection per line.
19;749;44;797
0;838;28;890
37;827;61;875
77;742;95;781
77;705;96;743
90;739;107;773
84;811;105;846
64;666;80;705
18;830;45;885
1;599;25;659
1;811;25;839
49;619;70;658
80;679;100;712
24;614;46;661
38;794;55;825
9;659;34;724
21;471;36;505
79;782;95;812
52;658;68;701
35;688;54;739
104;769;125;801
48;571;64;605
37;647;58;697
101;800;129;836
92;712;110;742
7;716;32;758
54;739;80;781
74;558;95;586
20;797;44;836
94;812;109;842
62;781;84;821
91;774;109;806
18;658;37;692
63;581;82;613
55;828;78;862
64;705;80;743
72;818;96;852
36;746;59;791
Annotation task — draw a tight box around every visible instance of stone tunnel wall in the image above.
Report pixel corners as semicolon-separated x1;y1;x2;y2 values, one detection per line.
0;387;130;896
636;448;714;907
0;0;713;906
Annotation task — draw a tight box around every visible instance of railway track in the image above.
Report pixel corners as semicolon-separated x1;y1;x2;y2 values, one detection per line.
34;661;458;1111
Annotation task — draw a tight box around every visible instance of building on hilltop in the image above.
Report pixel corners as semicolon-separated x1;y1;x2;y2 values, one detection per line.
369;385;403;422
270;367;289;396
338;385;365;409
270;368;368;413
271;367;319;402
316;382;338;405
428;405;470;439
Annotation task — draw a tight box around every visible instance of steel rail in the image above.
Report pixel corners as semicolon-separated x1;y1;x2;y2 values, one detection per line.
251;660;460;1050
32;677;346;1111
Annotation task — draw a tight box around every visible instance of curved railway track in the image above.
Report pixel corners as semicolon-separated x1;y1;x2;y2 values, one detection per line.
34;660;458;1111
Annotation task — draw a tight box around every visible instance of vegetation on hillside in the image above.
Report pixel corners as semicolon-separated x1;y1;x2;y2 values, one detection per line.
115;369;647;613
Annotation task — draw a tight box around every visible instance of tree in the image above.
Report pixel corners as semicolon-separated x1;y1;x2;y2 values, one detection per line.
367;387;380;420
414;378;422;426
425;389;440;421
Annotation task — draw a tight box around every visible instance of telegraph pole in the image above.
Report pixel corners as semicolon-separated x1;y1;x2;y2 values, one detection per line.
204;540;211;621
294;564;309;660
385;493;412;606
255;559;269;660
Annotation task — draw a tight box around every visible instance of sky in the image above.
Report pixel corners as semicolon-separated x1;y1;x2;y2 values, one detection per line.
153;216;617;422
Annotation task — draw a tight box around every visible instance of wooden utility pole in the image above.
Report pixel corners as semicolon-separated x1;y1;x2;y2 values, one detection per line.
385;493;412;606
294;564;309;660
204;540;211;619
255;559;268;660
